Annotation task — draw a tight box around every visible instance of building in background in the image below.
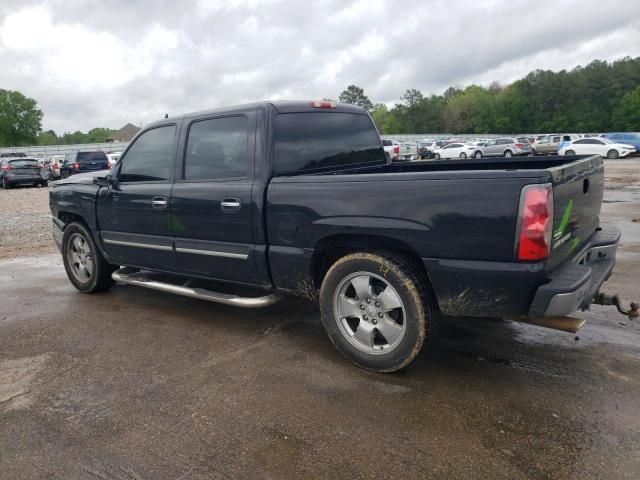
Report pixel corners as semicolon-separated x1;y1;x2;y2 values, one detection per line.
107;123;140;143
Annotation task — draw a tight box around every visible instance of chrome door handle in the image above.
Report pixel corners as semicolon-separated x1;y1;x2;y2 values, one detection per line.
152;196;168;209
221;198;241;211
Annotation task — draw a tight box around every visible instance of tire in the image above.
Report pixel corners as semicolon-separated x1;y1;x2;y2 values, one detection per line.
319;251;437;372
504;150;513;158
474;151;483;159
531;148;537;156
39;180;48;187
607;149;619;159
62;222;116;293
459;152;467;159
2;176;11;189
434;153;441;160
565;150;575;156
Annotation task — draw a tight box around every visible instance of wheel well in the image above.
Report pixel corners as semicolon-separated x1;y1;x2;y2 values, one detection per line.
58;211;86;228
310;234;430;289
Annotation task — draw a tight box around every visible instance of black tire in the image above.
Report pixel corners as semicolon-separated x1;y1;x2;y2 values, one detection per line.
474;151;482;159
62;222;116;293
319;251;437;372
459;152;467;159
2;177;10;189
566;150;575;156
504;150;513;158
607;149;619;159
434;153;441;160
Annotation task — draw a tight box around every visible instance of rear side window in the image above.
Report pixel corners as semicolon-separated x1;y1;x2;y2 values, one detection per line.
118;125;176;182
77;151;108;163
273;113;385;175
184;116;249;180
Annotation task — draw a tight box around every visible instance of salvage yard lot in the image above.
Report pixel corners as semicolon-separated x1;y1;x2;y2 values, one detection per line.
1;159;640;479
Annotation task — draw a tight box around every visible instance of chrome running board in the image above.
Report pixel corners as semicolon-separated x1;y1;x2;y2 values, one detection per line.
112;269;281;309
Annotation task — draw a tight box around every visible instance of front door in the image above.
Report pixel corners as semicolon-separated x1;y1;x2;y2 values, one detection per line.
170;114;264;286
96;123;179;270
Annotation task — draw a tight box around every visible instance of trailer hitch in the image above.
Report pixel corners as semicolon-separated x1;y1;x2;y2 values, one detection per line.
592;293;639;320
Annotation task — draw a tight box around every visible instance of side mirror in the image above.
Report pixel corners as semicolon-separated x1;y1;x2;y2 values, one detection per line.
93;174;114;188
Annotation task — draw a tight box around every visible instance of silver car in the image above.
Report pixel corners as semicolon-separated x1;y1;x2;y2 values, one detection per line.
477;137;532;158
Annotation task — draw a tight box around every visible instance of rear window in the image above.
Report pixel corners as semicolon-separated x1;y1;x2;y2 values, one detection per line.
77;151;108;163
273;113;385;175
381;139;393;146
8;159;39;167
517;137;530;144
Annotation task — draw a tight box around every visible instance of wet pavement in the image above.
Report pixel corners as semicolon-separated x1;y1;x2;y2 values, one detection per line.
1;161;640;479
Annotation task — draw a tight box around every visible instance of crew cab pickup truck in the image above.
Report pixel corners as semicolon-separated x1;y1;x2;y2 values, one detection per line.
50;100;620;372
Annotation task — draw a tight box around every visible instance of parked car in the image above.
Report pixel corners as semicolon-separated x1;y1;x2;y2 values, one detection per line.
476;137;531;158
418;140;447;159
47;154;66;179
602;133;640;153
394;142;418;162
559;137;636;159
60;151;110;177
49;101;621;372
0;157;48;188
532;134;578;155
381;139;399;161
433;142;478;160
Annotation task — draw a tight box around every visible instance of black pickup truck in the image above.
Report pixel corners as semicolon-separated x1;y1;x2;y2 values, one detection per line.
50;101;620;372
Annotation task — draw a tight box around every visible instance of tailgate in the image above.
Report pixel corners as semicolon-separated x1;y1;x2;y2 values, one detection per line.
547;155;604;269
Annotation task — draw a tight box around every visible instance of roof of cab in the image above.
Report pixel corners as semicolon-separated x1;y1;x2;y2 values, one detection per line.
147;100;367;128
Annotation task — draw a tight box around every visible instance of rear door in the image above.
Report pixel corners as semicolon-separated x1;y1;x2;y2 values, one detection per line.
170;112;264;286
96;123;179;270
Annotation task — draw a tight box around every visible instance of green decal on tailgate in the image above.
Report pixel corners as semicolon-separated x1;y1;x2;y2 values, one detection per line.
553;199;573;241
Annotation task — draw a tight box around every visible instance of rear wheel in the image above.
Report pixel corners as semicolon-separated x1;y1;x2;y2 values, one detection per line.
504;150;513;158
319;252;437;372
474;151;482;159
565;150;575;156
607;149;619;159
2;177;10;189
459;152;467;159
62;222;116;293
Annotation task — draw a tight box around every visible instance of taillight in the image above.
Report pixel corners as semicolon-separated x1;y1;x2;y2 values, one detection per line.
393;146;400;155
309;100;336;109
1;165;12;171
73;162;80;172
515;143;523;149
517;184;553;261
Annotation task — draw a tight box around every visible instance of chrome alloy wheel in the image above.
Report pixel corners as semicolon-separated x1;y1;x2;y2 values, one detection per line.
67;233;94;283
333;272;407;354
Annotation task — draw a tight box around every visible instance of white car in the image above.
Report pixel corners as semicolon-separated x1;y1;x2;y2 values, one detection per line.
559;138;636;159
107;152;122;168
433;142;478;160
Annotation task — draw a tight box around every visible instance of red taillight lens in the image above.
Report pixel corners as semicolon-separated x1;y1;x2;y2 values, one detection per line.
1;165;12;171
515;143;523;148
309;100;336;109
517;184;554;261
73;162;80;172
393;146;400;154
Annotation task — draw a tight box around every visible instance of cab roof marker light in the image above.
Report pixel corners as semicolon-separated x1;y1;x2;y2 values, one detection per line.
310;101;336;109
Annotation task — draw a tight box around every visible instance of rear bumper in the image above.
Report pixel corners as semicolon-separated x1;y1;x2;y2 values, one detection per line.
528;227;619;317
5;175;43;184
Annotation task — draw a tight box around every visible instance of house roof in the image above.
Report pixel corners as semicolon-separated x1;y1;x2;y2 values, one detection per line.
108;123;141;141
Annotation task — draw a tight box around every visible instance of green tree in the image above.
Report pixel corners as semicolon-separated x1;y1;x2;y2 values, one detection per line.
612;86;640;131
338;85;373;111
37;129;58;145
0;89;43;146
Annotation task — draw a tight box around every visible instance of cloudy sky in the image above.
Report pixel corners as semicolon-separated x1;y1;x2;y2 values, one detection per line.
0;0;639;133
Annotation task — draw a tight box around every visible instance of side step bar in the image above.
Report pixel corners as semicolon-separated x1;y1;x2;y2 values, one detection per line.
112;269;282;309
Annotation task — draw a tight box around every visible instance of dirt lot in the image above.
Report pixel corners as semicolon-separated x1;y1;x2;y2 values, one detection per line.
1;160;640;479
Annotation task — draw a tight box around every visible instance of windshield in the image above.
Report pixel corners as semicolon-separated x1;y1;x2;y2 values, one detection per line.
9;159;39;167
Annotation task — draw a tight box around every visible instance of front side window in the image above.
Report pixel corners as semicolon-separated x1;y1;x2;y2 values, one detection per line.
118;125;176;182
273;113;385;175
552;136;561;143
184;116;249;180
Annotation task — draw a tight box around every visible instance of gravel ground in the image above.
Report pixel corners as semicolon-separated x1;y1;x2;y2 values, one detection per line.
0;185;56;259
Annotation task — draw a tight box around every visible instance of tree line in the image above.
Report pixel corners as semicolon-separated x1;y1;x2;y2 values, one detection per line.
1;57;639;147
339;57;640;134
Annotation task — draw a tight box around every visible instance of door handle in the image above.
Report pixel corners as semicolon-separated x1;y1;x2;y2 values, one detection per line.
152;196;168;209
221;198;241;212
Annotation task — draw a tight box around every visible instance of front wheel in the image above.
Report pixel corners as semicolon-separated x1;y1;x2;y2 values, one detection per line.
319;252;437;372
607;149;619;159
565;150;575;156
434;153;441;160
62;222;116;293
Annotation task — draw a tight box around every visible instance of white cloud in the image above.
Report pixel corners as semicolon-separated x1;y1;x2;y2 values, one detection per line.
0;0;638;133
